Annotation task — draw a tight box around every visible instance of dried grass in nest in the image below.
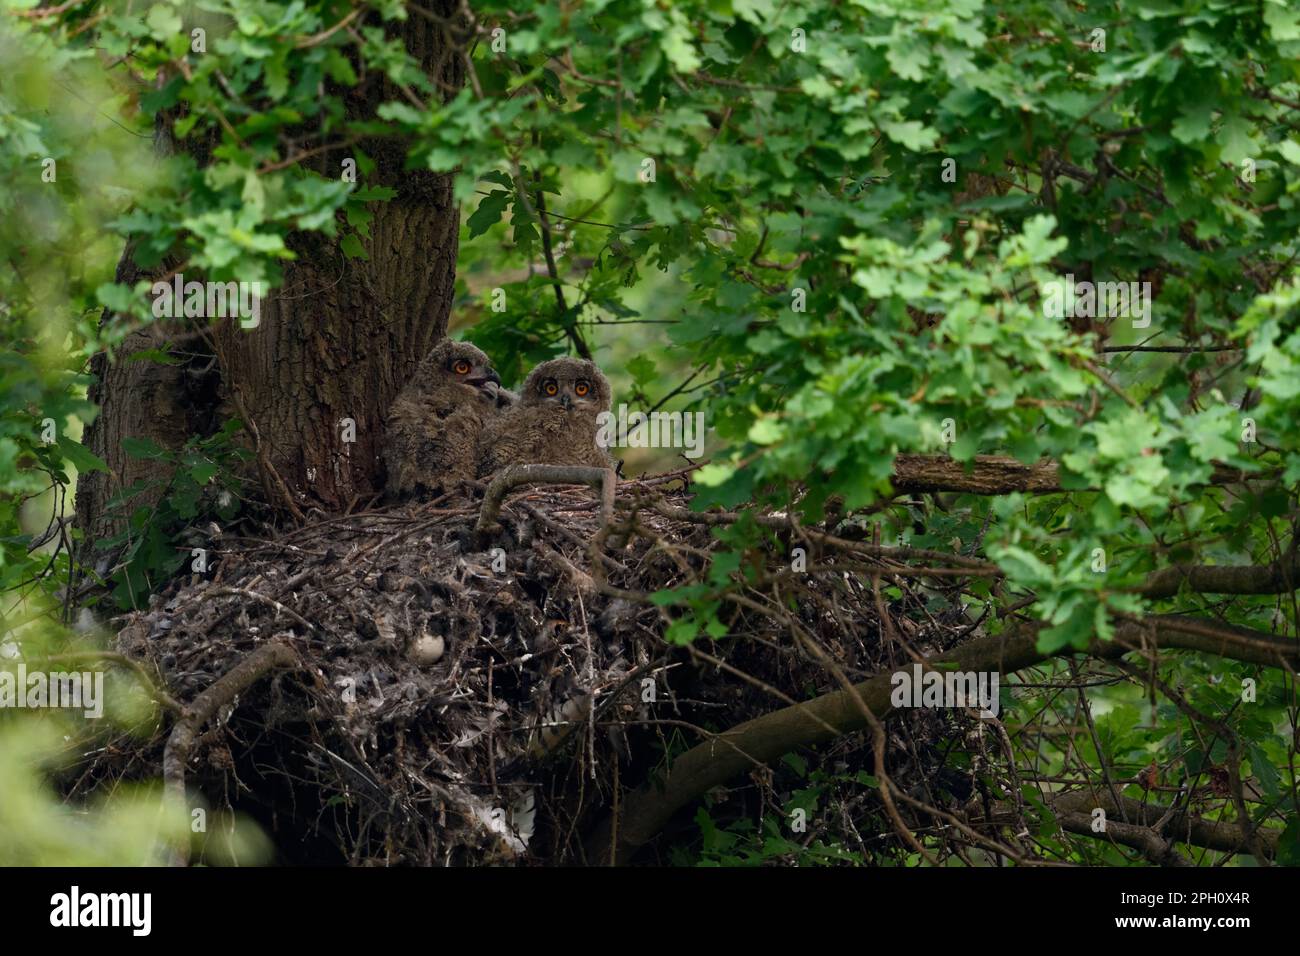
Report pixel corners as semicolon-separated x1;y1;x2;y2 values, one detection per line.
75;474;995;865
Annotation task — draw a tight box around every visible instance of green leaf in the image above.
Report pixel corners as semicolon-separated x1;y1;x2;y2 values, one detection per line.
55;436;108;475
880;121;938;152
340;233;369;260
1277;139;1300;166
96;282;138;313
122;437;168;461
145;3;182;39
350;186;398;203
1264;1;1300;41
467;189;512;238
1218;115;1256;166
747;418;785;445
665;615;701;644
1172;103;1214;145
1278;817;1300;866
189;460;219;485
627;354;656;385
694;463;736;486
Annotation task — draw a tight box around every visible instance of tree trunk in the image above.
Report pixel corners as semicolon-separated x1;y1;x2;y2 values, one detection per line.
76;8;464;570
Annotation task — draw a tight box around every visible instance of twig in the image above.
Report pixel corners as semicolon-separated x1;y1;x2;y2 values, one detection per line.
162;641;298;865
44;650;183;716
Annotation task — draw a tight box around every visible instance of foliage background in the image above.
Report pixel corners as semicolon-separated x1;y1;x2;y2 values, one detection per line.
2;0;1299;865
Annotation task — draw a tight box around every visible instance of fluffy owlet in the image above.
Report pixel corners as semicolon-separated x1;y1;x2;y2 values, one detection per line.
478;357;614;474
384;339;509;497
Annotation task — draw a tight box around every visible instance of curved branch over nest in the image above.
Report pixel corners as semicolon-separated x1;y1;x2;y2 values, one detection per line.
475;464;616;546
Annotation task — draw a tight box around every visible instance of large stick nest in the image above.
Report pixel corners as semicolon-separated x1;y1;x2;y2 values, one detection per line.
76;475;994;865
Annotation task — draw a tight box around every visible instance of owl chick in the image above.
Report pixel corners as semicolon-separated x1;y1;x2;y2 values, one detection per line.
384;339;505;497
478;357;614;474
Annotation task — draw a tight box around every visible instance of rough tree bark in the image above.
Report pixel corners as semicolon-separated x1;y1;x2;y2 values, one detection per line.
890;454;1255;495
76;6;464;569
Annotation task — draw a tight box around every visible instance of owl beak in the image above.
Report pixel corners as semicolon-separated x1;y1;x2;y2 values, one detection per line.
559;393;572;409
466;367;501;394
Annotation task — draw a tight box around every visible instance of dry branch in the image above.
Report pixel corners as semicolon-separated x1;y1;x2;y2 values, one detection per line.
44;650;183;716
890;454;1260;495
655;485;1300;598
162;640;298;865
1140;555;1300;598
1053;811;1192;866
1050;791;1281;860
588;617;1300;864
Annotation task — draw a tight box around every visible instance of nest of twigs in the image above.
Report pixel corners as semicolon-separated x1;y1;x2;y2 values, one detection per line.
74;470;995;865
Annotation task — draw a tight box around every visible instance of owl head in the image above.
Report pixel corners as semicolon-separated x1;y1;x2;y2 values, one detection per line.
415;339;502;404
521;357;611;413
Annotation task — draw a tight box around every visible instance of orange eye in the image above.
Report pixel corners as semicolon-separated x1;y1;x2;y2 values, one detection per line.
453;360;471;374
544;380;559;396
574;381;590;397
